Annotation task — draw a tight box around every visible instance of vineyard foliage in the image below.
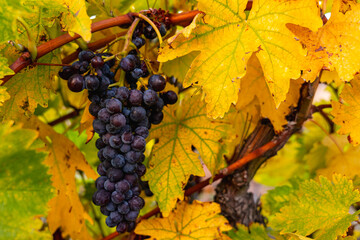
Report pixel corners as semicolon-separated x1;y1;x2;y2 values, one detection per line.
0;0;360;239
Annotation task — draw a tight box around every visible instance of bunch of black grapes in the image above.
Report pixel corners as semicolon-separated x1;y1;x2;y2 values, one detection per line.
58;20;177;233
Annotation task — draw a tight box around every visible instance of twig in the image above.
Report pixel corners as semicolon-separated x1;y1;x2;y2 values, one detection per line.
32;62;71;67
312;104;334;133
48;110;80;126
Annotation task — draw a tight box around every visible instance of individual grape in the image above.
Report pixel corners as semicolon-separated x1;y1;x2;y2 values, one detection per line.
110;113;126;128
103;146;117;160
110;211;123;223
72;61;88;74
148;74;166;92
117;222;128;233
106;88;117;99
97;163;107;176
140;181;153;197
102;133;112;145
106;124;121;134
111;191;125;204
97;149;105;161
152;97;164;112
100;52;116;68
115;179;131;193
123;163;136;174
118;201;130;215
98;76;111;92
120;144;131;153
88;93;101;103
159;23;167;36
104;179;115;191
127;222;136;232
93;119;106;135
135;126;149;138
109;135;122;149
122;107;131;117
119;55;138;72
132;185;141;196
115;87;130;102
125;210;139;222
107;168;124;182
92;189;111;206
143;89;158;106
106;202;117;212
121;129;134;144
91;56;105;68
130;68;143;80
129;196;145;211
132;37;146;49
78;50;95;62
100;206;110;216
124;174;138;186
124;190;133;200
136;164;146;177
102;160;112;171
163;90;178;105
125;151;141;164
143;24;157;39
131;136;146;152
95;138;106;149
58;66;75;80
111;154;126;168
128;90;143;106
89;102;101;117
140;61;149;77
150;111;164;125
95;176;107;189
85;75;100;91
105;216;117;227
130;107;146;122
137;117;150;128
98;108;111;123
106;98;122;114
68;74;85;92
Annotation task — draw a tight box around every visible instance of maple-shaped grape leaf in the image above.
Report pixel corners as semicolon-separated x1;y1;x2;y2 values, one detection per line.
135;200;232;239
227;223;270;240
22;116;98;240
144;93;233;216
332;77;360;145
236;54;303;132
162;52;199;84
287;0;360;82
0;56;14;79
271;174;360;240
0;53;60;120
0;121;53;239
158;0;322;118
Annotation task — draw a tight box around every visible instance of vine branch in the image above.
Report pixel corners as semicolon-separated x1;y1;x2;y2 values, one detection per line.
48;109;80;126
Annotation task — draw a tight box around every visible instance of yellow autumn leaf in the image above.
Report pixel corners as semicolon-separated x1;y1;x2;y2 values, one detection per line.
0;56;14;79
158;0;322;118
0;81;10;107
145;93;233;216
79;100;95;142
331;76;360;145
135;200;232;239
236;54;303;132
22;116;98;240
287;0;360;82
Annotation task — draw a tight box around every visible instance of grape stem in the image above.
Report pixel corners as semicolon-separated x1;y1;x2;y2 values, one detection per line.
48;109;80;126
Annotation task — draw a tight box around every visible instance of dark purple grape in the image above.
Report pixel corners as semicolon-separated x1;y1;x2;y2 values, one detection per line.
150;111;164;125
123;163;136;174
110;113;126;128
132;185;141;196
78;50;95;62
132;37;146;49
115;87;130;102
100;205;110;216
148;74;166;92
130;68;143;80
97;163;107;176
117;222;128;233
106;98;122;114
88;93;101;103
91;56;105;68
92;189;111;206
163;90;178;105
68;74;85;92
159;23;167;36
104;179;115;191
125;190;133;200
109;135;122;149
129;90;143;106
97;149;104;161
121;130;134;144
143;89;158;106
118;201;130;215
125;151;141;164
131;136;146;152
106;202;117;212
98;108;111;123
95;138;106;150
111;191;125;204
140;61;149;77
130;107;146;122
89;102;101;117
103;146;117;160
137;117;150;128
100;52;115;68
122;107;131;117
144;24;157;39
110;211;123;223
102;160;112;171
106;124;121;134
135;126;149;139
136;164;146;177
115;180;131;193
125;210;139;222
58;66;75;80
84;75;99;91
120;144;131;153
95;176;107;189
111;154;126;168
119;55;139;72
102;133;112;145
106;87;117;98
72;61;88;74
105;216;117;227
107;168;124;182
93;119;106;135
98;76;110;92
129;196;145;211
124;174;138;186
152;97;164;112
127;222;136;232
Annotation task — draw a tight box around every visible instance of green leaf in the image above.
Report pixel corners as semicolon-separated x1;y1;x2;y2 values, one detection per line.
0;121;53;239
0;56;14;79
227;223;271;240
271;174;360;240
162;52;199;84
